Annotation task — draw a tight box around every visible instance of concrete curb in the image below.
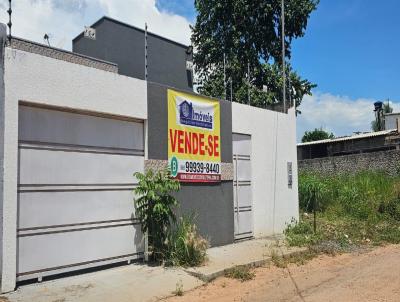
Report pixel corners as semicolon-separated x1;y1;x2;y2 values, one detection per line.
184;247;308;283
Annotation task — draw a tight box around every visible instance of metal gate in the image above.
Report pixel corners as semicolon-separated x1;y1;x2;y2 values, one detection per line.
233;133;253;240
17;105;145;281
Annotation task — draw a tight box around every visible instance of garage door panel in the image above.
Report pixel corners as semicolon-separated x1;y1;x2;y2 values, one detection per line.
19;106;144;151
19;148;143;185
18;190;137;229
17;224;144;276
17;105;145;280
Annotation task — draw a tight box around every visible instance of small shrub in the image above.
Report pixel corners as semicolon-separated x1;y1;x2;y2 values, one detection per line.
225;266;255;282
299;173;327;212
134;168;180;262
173;280;184;296
165;215;209;267
379;197;400;221
284;218;319;247
270;250;287;268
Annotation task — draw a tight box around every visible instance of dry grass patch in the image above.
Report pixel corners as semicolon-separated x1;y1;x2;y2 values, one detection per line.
224;266;255;282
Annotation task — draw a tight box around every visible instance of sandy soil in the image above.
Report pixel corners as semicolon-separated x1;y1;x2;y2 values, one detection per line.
165;245;400;302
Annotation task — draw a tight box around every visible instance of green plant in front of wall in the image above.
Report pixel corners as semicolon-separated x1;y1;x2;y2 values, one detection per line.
134;168;180;262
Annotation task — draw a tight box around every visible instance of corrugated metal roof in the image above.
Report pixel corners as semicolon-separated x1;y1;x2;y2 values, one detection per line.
297;129;397;147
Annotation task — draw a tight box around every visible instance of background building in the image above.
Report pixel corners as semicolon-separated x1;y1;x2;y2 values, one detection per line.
298;129;400;160
73;17;193;91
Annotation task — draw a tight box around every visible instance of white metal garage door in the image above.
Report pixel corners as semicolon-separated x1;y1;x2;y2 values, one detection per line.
233;133;253;240
17;105;145;281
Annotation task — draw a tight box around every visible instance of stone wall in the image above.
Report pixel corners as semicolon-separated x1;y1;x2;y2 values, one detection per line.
298;149;400;176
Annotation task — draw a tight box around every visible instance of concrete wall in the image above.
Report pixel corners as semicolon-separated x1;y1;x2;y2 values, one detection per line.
1;44;147;292
232;103;299;237
385;114;400;130
73;17;193;91
147;82;234;247
298;149;400;176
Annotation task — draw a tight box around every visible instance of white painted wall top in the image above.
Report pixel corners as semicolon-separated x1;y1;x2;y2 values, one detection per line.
5;47;147;119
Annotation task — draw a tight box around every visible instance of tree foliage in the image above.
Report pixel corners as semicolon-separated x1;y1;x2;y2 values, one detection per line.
302;128;334;143
134;169;180;261
192;0;318;109
383;102;394;114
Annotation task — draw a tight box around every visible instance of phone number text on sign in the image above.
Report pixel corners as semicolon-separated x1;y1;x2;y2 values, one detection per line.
170;157;220;182
168;89;221;183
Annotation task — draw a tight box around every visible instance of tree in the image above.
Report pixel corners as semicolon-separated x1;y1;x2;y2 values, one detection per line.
383;102;393;114
302;128;334;143
371;120;380;132
191;0;318;109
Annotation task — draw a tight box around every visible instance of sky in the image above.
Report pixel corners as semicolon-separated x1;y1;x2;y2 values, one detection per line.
0;0;399;141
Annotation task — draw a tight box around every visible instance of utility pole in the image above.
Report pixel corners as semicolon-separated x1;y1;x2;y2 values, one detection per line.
288;67;293;108
7;0;12;43
223;53;226;100
145;23;148;81
247;62;251;105
230;77;233;102
281;0;286;113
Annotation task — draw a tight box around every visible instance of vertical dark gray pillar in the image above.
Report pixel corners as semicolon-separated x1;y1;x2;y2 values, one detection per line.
147;82;234;246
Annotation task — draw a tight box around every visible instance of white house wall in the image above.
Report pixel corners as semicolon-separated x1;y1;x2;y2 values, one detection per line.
1;46;147;292
384;114;400;130
232;103;299;238
0;35;299;292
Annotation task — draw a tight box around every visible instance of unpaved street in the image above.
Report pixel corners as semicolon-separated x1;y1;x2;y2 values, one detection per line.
166;245;400;302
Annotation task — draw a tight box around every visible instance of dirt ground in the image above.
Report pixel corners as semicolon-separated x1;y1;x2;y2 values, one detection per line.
165;245;400;302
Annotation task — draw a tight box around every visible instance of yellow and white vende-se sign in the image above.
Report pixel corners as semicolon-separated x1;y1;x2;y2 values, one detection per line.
168;89;221;182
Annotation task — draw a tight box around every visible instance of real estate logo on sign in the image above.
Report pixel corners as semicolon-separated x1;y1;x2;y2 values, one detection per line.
178;99;213;129
168;89;221;183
